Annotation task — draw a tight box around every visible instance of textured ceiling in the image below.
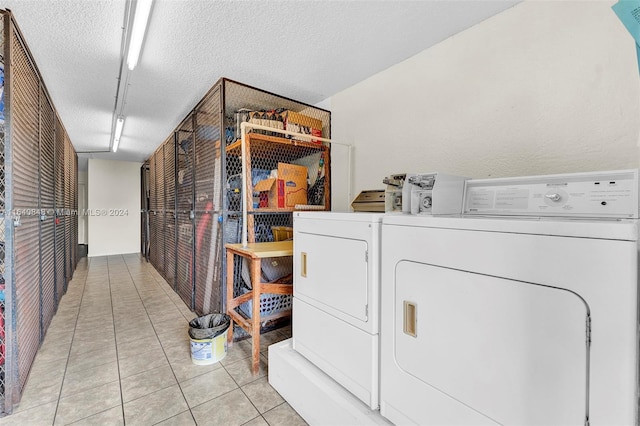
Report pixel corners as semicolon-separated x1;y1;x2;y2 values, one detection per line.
2;0;519;169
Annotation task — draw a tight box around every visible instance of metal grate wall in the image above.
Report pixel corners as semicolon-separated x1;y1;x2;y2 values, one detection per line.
39;89;55;334
163;137;176;287
193;88;221;314
1;11;79;414
142;79;330;334
175;116;194;309
141;161;149;258
156;144;165;276
148;155;157;267
54;116;65;304
10;22;42;395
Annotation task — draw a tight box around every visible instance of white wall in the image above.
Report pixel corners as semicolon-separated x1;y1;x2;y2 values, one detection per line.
78;171;88;244
329;0;640;211
88;159;141;257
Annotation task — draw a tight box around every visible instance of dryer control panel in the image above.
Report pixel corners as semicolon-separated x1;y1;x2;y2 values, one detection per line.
464;169;638;218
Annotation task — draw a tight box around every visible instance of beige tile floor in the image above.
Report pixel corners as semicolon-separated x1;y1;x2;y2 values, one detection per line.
0;254;304;426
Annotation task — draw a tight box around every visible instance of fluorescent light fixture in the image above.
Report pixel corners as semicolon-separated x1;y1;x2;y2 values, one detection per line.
126;0;153;70
113;117;125;152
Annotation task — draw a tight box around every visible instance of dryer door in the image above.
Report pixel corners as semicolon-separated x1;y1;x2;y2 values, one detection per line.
395;261;589;426
295;232;368;323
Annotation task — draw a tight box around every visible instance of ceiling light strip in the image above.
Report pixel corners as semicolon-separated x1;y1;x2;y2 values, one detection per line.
113;117;125;152
126;0;153;70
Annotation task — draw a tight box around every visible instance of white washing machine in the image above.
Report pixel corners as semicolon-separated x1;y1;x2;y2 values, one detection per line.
380;169;639;426
293;211;384;409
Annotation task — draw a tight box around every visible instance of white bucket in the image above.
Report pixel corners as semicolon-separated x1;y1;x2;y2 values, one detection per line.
190;331;228;365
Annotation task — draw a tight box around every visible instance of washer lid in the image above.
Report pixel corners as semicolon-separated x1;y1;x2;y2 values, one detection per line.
382;214;638;241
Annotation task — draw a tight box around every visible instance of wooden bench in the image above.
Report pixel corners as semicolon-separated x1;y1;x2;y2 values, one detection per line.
225;241;293;375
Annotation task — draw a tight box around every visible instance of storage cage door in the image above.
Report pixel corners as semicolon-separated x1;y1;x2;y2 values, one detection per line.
156;145;165;276
0;13;7;411
176;117;195;309
163;138;176;287
54;115;66;298
64;136;71;282
10;24;42;394
72;153;77;268
193;88;222;314
39;88;55;333
148;155;158;267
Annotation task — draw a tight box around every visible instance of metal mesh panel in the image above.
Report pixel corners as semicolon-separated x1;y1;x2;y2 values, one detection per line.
193;88;222;315
141;162;149;258
1;14;79;413
39;217;54;332
176;117;194;213
157;208;165;277
176;212;193;309
149;153;156;212
39;93;54;211
156;146;165;275
14;216;40;391
39;92;55;333
194;89;221;212
164;211;176;286
157;146;165;212
64;137;71;282
0;15;5;406
223;80;331;140
163;138;176;286
148;212;158;267
10;27;41;394
10;30;39;211
175;116;194;308
54;116;65;300
194;211;221;315
148;153;159;272
73;154;77;268
164;137;175;211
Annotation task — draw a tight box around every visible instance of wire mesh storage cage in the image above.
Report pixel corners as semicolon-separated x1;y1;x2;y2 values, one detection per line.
0;11;79;415
144;78;330;336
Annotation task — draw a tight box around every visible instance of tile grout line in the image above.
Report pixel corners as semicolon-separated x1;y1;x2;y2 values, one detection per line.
143;259;267;424
123;255;197;425
62;257;121;425
107;255;128;425
145;258;286;424
155;263;269;421
51;257;90;426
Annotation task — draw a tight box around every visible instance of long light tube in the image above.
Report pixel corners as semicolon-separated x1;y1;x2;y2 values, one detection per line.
113;117;125;152
126;0;153;70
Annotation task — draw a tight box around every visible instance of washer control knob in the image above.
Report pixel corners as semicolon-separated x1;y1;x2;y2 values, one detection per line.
421;196;432;209
545;193;562;202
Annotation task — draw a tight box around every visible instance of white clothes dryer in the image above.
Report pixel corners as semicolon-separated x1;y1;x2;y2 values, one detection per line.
380;169;639;426
293;211;384;409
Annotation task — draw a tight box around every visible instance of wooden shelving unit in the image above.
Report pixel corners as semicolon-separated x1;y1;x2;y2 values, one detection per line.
226;132;330;223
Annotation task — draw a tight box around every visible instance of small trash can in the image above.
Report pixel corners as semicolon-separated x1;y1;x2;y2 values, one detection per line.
188;313;230;365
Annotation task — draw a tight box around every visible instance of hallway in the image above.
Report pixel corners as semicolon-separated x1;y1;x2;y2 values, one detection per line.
0;254;302;425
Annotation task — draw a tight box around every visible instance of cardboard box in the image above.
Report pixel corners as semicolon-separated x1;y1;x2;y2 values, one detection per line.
278;163;308;207
282;110;323;142
253;163;308;209
254;178;285;208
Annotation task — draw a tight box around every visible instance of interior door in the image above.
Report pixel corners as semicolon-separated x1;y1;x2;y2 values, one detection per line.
395;261;589;426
